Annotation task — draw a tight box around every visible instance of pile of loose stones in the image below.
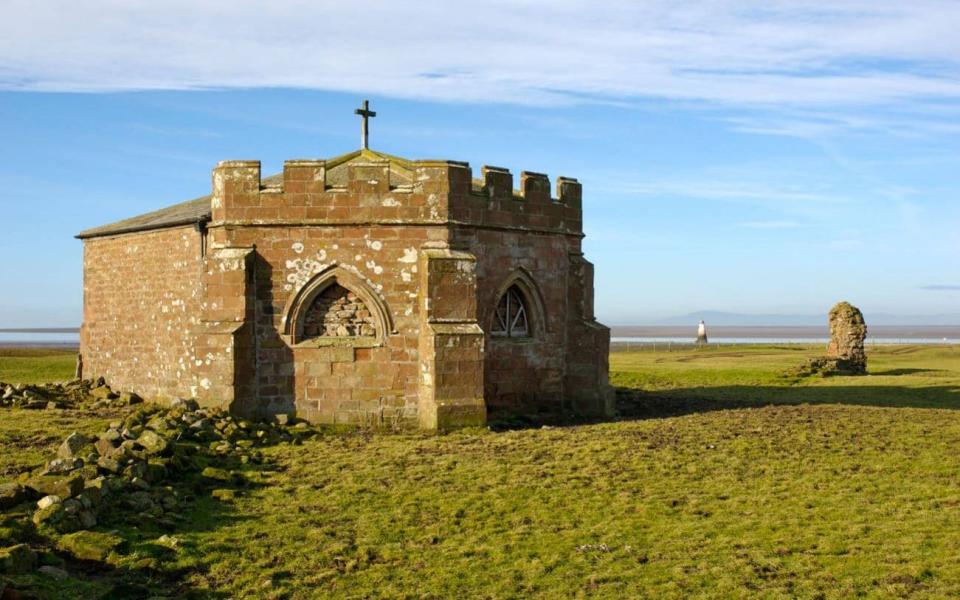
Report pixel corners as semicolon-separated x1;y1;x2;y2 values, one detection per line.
0;381;313;594
0;378;144;410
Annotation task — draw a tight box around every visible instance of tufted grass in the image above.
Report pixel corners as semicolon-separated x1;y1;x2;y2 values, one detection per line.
0;347;77;385
174;345;960;598
3;344;960;598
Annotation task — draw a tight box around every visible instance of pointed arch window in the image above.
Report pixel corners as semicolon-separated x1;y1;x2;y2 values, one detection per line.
492;285;530;338
281;266;394;347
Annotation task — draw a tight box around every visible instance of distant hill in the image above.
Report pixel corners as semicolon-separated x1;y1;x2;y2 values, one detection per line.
637;311;960;327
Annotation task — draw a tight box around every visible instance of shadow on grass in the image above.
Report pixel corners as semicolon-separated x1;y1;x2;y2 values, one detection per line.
614;382;960;420
488;381;960;430
869;368;940;376
14;459;278;599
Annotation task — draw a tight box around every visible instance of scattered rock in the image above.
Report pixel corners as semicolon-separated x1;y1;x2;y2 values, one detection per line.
96;456;121;474
57;531;125;562
0;486;25;512
77;510;97;529
2;386;304;564
36;496;61;510
137;430;168;455
0;544;36;575
171;398;200;412
89;386;114;400
32;503;65;527
57;433;91;460
118;391;143;406
44;458;83;476
26;473;84;501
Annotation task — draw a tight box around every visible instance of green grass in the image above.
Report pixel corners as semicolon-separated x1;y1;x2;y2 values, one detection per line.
0;347;76;384
3;345;960;598
611;344;960;413
0;410;116;480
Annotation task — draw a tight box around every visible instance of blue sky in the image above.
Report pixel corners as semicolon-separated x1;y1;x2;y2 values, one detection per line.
1;1;958;326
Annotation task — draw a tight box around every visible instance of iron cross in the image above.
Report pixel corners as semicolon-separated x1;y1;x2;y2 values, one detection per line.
354;99;377;150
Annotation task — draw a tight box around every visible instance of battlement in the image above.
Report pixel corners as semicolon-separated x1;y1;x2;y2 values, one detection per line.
209;152;583;235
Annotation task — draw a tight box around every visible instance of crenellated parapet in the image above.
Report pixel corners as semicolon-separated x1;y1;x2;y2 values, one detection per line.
451;166;583;233
207;150;584;235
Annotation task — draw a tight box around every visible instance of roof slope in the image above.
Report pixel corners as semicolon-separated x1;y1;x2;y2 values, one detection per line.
76;196;212;239
76;172;288;239
76;149;498;239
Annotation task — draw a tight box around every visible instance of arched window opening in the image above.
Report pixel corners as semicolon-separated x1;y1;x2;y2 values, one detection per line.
492;285;530;338
301;283;376;340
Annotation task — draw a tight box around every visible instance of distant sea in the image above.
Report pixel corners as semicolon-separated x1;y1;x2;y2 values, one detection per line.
1;326;958;348
611;325;960;345
0;328;79;347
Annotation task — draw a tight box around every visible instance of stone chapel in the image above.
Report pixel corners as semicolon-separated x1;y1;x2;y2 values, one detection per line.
77;105;611;429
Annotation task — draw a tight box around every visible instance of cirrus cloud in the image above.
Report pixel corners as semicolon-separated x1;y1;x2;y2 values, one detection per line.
1;0;959;115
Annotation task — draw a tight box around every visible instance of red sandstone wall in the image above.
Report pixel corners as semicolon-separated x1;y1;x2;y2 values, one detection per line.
209;224;445;424
81;226;204;400
453;226;572;413
80;155;607;426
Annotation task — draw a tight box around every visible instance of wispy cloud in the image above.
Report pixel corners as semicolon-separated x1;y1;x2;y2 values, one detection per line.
1;0;958;127
595;179;845;205
920;285;960;291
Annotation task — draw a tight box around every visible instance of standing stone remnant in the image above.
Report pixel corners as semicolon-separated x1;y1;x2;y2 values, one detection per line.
791;301;868;377
696;320;708;344
826;301;867;374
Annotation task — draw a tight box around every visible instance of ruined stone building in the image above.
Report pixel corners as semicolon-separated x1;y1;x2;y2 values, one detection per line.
78;114;611;429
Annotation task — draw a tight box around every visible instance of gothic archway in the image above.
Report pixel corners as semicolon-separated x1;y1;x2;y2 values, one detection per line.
281;266;393;345
489;268;547;339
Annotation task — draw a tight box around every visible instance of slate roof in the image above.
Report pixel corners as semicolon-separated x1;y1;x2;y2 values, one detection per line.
76;150;415;239
75;196;212;239
76;149;494;239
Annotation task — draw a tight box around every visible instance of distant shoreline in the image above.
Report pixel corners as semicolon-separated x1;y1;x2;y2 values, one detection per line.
611;325;960;339
2;325;959;338
0;328;80;333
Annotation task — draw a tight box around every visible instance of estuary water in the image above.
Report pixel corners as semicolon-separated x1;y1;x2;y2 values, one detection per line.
0;330;80;347
610;325;960;346
1;327;957;348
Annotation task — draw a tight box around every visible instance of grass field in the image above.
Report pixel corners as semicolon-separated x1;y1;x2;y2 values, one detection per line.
612;344;960;413
2;345;960;598
0;347;76;384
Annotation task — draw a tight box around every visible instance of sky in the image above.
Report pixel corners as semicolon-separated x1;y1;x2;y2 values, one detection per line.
0;0;958;326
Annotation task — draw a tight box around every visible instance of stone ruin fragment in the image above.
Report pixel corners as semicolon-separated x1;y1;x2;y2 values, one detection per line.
825;301;868;374
791;301;868;377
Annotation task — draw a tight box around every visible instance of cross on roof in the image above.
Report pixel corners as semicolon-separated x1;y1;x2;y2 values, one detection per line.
354;99;377;150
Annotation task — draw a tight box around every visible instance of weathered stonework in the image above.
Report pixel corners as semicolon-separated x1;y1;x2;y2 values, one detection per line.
826;301;868;374
302;285;376;338
790;301;868;377
78;148;612;429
